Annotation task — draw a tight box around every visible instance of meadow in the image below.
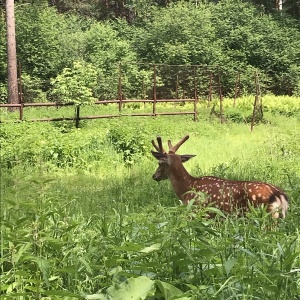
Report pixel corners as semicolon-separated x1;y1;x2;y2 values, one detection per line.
1;96;300;299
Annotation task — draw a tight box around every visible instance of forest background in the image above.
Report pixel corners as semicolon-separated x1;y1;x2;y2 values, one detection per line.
1;0;300;104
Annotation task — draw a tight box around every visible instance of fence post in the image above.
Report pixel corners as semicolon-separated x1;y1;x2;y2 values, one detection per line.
218;69;224;123
234;72;240;108
251;71;262;132
152;64;157;116
118;62;122;112
142;78;146;107
193;66;198;121
75;106;80;128
19;103;24;121
175;74;179;100
208;70;213;107
18;61;24;121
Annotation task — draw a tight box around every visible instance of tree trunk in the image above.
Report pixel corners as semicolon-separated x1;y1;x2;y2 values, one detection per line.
6;0;19;109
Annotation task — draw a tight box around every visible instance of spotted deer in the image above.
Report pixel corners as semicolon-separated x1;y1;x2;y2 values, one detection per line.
151;135;288;218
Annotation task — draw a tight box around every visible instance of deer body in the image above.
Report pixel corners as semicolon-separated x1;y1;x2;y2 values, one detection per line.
151;135;288;218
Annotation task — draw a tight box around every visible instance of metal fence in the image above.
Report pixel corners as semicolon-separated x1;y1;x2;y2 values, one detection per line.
1;64;246;127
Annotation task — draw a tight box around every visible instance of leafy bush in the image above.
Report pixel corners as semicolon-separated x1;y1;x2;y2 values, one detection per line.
50;61;97;105
0;122;111;169
15;4;71;80
0;81;7;103
21;73;47;102
211;0;300;95
106;125;149;164
83;21;141;100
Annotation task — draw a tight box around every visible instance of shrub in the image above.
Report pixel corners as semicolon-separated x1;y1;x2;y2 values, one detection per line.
50;61;97;106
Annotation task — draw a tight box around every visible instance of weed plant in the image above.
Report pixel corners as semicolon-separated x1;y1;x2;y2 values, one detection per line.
1;98;300;299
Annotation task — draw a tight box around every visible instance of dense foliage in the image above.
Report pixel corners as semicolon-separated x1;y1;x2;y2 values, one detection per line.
1;101;300;299
1;0;300;103
1;0;300;297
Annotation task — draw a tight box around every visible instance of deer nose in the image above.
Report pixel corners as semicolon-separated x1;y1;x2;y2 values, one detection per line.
152;174;159;181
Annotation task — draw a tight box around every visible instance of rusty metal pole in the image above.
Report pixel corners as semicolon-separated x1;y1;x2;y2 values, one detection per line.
208;70;213;107
18;61;23;121
118;62;122;112
218;69;224;123
153;64;157;116
251;71;262;132
193;66;198;122
19;102;24;121
175;74;179;100
75;106;80;128
234;72;240;108
142;78;146;107
257;73;263;117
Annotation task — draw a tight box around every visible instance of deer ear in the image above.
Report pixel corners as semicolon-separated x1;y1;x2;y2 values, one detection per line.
151;151;167;160
181;154;196;162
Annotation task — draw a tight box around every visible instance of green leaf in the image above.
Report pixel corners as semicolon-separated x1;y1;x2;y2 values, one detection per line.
34;257;50;287
43;290;81;298
85;294;107;300
106;276;155;300
79;257;93;275
155;280;184;300
46;237;64;251
224;258;236;276
139;243;161;253
12;243;31;264
240;248;256;258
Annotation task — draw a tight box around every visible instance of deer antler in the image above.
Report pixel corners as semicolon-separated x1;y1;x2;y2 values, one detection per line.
168;135;189;154
152;136;166;153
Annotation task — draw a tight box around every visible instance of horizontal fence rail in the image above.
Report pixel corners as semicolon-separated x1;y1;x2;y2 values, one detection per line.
0;98;200;128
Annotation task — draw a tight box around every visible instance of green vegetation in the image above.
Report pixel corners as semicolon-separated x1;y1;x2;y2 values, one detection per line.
1;0;300;297
1;97;300;299
1;0;300;103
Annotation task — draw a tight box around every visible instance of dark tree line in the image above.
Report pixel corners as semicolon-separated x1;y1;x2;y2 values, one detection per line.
3;0;299;21
48;0;300;21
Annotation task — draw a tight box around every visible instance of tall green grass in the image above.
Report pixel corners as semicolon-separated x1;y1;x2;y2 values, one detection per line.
1;99;300;299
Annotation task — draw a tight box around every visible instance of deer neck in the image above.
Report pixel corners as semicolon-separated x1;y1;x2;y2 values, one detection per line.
168;161;195;201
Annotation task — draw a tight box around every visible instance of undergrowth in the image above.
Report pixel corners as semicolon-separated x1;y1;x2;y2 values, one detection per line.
1;101;300;299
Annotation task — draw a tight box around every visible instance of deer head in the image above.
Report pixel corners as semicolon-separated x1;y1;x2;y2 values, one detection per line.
151;135;196;181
